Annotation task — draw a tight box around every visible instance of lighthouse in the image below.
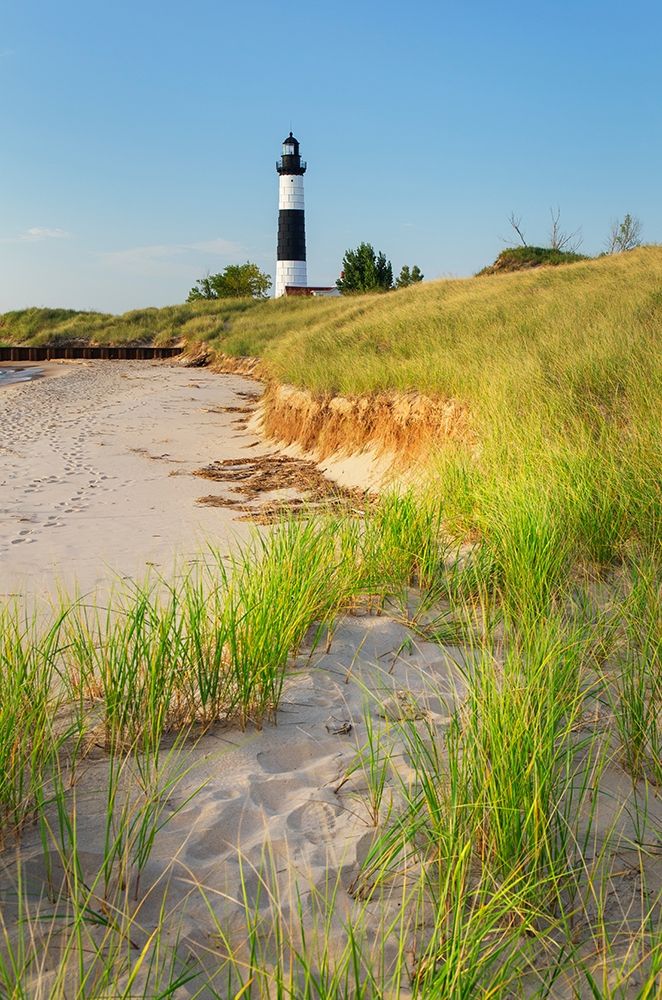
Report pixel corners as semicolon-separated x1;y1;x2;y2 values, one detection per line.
275;132;307;297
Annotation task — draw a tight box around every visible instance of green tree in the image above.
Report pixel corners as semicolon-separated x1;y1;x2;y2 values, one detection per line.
187;262;272;301
396;264;424;288
336;243;393;293
605;214;643;253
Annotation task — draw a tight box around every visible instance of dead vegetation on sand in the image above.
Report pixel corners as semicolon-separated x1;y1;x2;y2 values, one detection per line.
193;454;368;522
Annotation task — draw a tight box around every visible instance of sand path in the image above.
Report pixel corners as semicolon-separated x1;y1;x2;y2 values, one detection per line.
0;360;263;598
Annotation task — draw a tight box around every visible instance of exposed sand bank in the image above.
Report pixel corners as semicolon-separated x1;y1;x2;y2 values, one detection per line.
183;351;473;492
244;381;474;493
259;383;473;459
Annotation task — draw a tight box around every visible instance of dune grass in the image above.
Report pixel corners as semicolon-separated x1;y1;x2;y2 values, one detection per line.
0;606;66;847
1;249;660;994
0;493;659;996
4;247;661;389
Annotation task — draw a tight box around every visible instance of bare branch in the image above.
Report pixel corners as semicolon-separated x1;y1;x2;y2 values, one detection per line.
605;220;619;255
548;207;583;253
503;212;528;247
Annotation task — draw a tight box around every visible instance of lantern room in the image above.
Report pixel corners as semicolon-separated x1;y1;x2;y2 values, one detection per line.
276;132;307;175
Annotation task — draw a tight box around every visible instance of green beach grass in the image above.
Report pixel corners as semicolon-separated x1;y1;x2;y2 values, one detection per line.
0;499;659;996
0;248;660;995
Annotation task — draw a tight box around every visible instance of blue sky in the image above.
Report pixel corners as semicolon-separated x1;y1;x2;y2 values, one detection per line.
1;0;660;312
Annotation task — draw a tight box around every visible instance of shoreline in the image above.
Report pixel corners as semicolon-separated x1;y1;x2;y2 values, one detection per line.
0;360;72;385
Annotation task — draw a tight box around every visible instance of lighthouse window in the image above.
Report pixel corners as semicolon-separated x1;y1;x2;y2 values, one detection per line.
283;143;295;155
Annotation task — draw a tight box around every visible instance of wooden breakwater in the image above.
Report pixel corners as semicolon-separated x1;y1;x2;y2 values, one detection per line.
0;345;183;362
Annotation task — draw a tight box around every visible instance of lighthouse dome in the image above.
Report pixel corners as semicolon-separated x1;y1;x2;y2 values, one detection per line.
277;132;306;175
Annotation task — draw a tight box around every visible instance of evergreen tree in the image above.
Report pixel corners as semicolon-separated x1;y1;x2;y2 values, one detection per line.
336;243;393;293
396;265;411;288
375;250;393;291
396;264;424;288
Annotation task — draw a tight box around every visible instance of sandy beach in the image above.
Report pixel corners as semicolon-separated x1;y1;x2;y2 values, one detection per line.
0;360;266;598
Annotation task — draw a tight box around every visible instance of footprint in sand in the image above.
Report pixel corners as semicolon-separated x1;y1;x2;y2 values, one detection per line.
286;796;343;845
44;516;64;528
248;775;315;815
256;744;322;775
180;800;263;862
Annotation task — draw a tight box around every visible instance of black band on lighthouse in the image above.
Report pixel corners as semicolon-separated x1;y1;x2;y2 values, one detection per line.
277;210;306;262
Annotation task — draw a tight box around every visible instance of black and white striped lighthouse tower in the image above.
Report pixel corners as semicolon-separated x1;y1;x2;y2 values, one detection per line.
275;132;307;297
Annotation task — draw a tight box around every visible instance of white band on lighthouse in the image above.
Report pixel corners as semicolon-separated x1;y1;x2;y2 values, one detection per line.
278;174;305;211
276;260;307;299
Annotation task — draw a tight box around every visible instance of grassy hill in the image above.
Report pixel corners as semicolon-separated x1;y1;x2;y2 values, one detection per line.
3;247;660;397
3;249;660;564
